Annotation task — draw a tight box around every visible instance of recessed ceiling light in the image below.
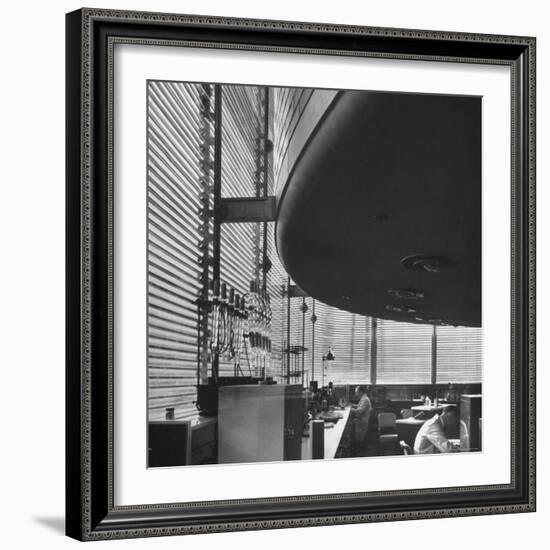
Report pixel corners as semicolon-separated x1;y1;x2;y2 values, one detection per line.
387;288;425;299
401;254;454;273
385;304;417;314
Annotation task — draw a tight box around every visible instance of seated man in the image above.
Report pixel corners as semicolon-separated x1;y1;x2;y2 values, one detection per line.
413;406;460;454
323;381;338;407
350;385;372;454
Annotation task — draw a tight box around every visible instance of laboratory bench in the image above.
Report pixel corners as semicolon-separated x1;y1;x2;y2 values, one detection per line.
301;406;352;460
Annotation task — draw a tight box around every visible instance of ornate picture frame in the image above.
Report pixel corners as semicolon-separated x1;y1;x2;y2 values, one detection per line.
66;8;536;541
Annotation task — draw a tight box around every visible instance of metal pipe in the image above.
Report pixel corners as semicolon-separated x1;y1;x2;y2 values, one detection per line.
261;87;269;291
311;300;316;383
196;83;213;387
301;297;306;386
286;277;291;384
212;85;223;380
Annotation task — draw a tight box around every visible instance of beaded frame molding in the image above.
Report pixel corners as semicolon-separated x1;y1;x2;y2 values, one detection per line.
66;7;536;541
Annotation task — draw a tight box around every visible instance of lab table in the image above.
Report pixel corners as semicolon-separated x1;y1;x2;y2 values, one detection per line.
411;404;447;413
301;406;352;459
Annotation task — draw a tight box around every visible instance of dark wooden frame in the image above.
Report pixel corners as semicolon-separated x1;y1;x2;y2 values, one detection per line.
66;7;536;541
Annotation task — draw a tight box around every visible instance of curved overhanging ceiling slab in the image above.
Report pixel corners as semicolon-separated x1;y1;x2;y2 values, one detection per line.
275;90;481;327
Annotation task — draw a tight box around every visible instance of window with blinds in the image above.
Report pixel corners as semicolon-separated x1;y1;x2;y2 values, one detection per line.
272;87;314;190
314;303;372;385
265;222;287;379
218;85;263;377
435;325;482;383
147;82;269;419
147;81;482;423
147;81;207;420
376;319;433;383
274;291;372;386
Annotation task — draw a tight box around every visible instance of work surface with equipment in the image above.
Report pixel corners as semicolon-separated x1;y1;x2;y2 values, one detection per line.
148;381;482;467
146;83;483;469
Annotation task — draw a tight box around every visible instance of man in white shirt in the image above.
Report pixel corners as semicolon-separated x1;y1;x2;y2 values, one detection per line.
351;385;372;453
413;406;460;454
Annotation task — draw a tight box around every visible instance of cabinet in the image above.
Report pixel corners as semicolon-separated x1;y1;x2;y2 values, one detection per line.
460;394;482;451
218;384;305;464
148;421;191;467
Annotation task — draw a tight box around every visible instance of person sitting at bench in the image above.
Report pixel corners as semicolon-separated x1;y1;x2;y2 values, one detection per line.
413;406;459;454
350;385;372;453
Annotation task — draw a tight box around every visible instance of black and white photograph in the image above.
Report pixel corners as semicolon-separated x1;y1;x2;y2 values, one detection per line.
62;4;537;542
0;0;545;546
147;81;483;468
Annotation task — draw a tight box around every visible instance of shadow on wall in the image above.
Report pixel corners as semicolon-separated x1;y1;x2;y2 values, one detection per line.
33;517;65;535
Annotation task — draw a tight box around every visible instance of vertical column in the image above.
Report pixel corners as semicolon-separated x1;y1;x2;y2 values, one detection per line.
211;85;223;381
301;297;307;385
311;300;317;384
431;324;437;385
261;88;271;290
253;87;269;289
197;84;215;385
370;317;378;385
286;277;291;383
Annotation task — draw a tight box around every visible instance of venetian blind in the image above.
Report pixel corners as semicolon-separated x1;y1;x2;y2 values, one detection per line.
435;325;482;383
147;83;266;419
313;303;372;385
147;81;207;420
218;85;263;377
272;87;314;193
376;319;433;383
265;89;290;381
276;294;372;386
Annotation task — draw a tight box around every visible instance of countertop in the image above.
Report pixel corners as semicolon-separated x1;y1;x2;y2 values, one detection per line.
301;406;352;460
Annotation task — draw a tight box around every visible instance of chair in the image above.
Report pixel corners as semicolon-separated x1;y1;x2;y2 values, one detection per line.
378;412;399;455
400;408;413;419
378;412;397;434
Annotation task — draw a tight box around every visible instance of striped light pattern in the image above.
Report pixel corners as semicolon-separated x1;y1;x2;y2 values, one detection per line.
264;89;291;380
376;320;482;384
147;81;208;420
266;237;374;385
376;319;433;383
435;325;482;383
218;85;263;376
219;84;260;291
303;300;373;386
146;81;482;422
272;87;314;192
265;222;288;378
